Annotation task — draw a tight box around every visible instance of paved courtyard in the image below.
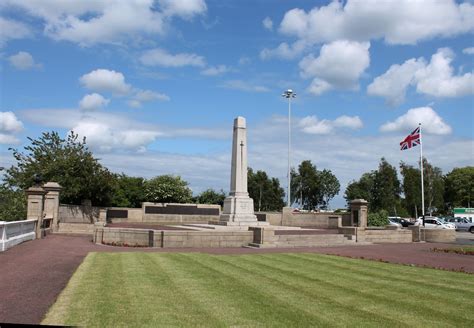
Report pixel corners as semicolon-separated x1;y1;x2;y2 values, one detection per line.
1;234;473;324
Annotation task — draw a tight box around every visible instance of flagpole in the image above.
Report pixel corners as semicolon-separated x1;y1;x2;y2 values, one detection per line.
419;123;425;227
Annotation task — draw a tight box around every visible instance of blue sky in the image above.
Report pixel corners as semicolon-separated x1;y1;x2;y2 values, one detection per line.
1;0;473;208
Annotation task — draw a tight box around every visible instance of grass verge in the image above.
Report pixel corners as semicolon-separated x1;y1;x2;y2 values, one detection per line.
43;252;474;327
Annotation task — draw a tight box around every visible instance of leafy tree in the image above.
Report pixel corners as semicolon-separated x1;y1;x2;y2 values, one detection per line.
400;162;421;217
368;209;389;227
248;168;285;211
372;158;401;214
319;169;340;209
344;158;401;215
110;174;145;208
195;188;226;206
0;185;27;221
144;175;192;203
444;166;474;208
344;172;376;207
290;160;322;210
4;131;115;206
422;158;444;215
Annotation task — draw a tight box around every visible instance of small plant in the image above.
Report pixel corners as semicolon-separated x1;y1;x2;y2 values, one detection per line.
368;209;389;227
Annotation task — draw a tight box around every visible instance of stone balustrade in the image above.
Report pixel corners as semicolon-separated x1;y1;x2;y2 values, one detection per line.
0;219;38;252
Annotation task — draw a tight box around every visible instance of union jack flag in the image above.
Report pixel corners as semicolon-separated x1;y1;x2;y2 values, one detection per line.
400;126;421;150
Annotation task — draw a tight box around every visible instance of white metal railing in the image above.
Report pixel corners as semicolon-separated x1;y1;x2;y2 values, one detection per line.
0;219;38;252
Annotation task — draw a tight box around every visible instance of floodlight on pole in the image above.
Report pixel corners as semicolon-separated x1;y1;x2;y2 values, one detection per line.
282;89;296;207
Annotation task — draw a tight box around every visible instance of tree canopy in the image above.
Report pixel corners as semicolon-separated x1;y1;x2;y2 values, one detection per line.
444;166;474;208
144;175;192;203
344;158;402;215
195;188;226;206
4;131;115;206
248;168;285;211
291;160;340;210
110;174;145;208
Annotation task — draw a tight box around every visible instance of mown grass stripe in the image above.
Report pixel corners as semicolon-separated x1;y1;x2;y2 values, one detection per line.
224;255;472;324
42;252;474;327
286;253;474;295
276;253;474;304
142;253;238;327
181;253;407;327
216;254;418;327
291;252;474;287
164;252;331;327
237;254;473;326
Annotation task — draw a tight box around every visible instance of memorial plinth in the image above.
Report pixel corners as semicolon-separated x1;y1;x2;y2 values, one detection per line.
218;117;268;226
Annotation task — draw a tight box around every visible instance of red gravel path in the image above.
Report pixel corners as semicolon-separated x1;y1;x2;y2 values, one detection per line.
1;234;473;324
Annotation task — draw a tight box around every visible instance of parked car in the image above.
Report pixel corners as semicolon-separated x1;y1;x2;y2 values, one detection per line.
389;217;413;228
449;218;474;233
388;219;402;228
423;217;456;229
401;218;414;227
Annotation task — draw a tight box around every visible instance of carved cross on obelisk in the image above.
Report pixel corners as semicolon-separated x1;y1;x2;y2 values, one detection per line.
219;116;262;225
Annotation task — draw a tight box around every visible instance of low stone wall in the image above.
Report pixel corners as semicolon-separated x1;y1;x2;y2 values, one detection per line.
60;203;222;225
94;226;253;248
59;204;102;223
57;223;95;235
142;203;221;224
423;229;456;243
359;229;412;244
281;208;342;228
256;212;282;225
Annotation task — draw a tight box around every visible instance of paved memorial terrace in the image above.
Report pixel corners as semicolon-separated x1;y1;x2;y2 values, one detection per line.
1;234;473;324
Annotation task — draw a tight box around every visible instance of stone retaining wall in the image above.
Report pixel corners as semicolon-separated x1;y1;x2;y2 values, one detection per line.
59;205;102;223
359;229;412;243
94;226;253;248
57;223;95;234
257;209;347;228
423;229;456;243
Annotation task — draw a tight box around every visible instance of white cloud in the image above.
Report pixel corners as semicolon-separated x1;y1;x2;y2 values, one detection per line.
262;17;273;31
299;40;370;95
380;107;452;135
221;80;270;93
2;0;207;46
367;58;425;106
0;111;23;144
333;115;363;129
8;51;41;70
140;48;205;67
260;40;307;60
79;69;131;95
238;56;251;65
134;89;170;102
0;17;31;47
79;93;110;111
0;111;23;133
369;48;473;104
278;0;474;46
415;48;473;97
128;89;170;108
201;65;230;76
463;47;474;55
158;0;207;19
71;120;160;153
0;133;20;144
299;115;363;135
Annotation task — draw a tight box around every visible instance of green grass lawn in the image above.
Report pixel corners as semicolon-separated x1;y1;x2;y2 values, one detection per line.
43;252;474;327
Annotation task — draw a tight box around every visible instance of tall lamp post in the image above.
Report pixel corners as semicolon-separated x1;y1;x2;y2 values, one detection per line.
282;89;296;207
